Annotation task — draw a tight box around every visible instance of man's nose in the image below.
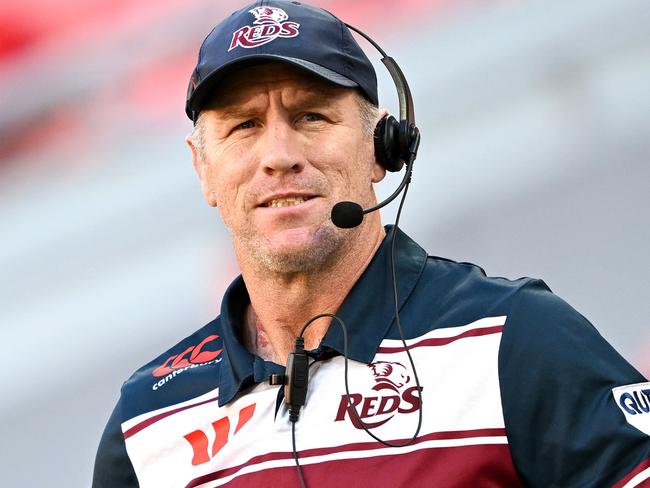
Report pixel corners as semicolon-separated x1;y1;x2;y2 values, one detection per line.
257;118;304;176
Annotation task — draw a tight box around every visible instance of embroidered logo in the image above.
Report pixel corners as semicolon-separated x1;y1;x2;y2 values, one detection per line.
229;6;300;51
334;361;422;429
151;335;223;391
612;382;650;436
183;403;256;466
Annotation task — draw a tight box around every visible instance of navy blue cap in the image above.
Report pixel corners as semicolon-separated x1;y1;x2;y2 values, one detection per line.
185;0;378;121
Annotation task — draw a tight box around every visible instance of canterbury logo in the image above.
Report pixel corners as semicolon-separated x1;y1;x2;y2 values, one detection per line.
152;335;222;377
183;403;256;466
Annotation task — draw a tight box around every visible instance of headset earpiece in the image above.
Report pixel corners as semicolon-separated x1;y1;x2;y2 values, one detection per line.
374;115;404;172
398;119;413;157
373;115;416;173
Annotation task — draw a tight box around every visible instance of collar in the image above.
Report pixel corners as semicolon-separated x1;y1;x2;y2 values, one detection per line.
217;225;427;406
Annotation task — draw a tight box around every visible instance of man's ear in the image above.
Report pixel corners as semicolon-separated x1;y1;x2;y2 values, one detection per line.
371;161;386;183
371;108;389;183
186;134;218;207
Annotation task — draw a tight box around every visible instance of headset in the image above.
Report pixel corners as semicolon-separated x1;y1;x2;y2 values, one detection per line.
330;24;421;230
269;21;423;488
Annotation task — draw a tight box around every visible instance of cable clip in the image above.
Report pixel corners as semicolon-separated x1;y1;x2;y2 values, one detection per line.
286;337;309;422
269;374;287;386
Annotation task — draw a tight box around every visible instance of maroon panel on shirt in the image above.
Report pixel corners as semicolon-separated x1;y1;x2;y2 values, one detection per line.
376;325;504;354
186;442;521;488
186;428;506;487
123;396;219;439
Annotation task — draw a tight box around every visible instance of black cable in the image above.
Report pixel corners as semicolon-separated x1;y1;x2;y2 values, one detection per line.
385;160;424;445
288;314;349;488
296;207;424;448
341;158;423;447
291;421;307;488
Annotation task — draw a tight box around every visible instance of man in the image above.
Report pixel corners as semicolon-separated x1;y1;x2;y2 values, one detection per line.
93;1;650;487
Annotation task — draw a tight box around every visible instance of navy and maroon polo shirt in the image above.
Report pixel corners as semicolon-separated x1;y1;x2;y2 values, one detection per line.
93;227;650;487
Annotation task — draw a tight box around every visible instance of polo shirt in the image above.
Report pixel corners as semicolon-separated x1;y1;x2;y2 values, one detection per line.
93;226;650;487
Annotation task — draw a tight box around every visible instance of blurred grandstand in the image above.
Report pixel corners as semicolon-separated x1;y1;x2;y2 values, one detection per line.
1;0;648;486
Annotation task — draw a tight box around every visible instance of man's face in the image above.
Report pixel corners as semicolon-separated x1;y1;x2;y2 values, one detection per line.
189;63;385;273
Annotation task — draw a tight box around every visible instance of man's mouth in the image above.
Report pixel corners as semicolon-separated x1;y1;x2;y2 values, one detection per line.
264;196;314;208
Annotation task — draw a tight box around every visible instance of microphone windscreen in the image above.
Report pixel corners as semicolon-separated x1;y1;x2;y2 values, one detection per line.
331;201;364;229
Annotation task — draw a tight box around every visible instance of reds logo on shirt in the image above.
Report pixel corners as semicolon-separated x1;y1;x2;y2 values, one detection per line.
229;6;300;51
334;361;422;429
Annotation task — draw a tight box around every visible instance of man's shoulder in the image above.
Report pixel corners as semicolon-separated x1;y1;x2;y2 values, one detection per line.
425;253;547;291
419;253;598;343
416;253;552;324
119;317;226;422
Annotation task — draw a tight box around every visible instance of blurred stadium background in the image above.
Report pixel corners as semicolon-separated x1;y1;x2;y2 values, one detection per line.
0;0;648;485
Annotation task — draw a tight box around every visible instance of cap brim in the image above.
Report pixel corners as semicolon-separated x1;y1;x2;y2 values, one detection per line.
188;54;359;119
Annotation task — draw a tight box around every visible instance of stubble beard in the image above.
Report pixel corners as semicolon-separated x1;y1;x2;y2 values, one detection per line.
232;219;351;275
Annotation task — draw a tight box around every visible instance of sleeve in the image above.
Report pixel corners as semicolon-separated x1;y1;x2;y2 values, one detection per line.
498;280;650;488
92;397;139;488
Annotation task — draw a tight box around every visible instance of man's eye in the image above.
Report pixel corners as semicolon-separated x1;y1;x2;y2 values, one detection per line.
302;112;323;122
236;120;256;130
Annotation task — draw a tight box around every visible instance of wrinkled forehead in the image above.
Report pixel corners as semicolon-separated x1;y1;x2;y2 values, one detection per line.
202;61;354;110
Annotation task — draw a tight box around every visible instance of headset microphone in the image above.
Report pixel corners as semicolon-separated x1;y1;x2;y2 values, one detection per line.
331;201;364;229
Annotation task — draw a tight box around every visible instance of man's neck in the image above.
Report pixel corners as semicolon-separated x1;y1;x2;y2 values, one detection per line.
238;220;385;365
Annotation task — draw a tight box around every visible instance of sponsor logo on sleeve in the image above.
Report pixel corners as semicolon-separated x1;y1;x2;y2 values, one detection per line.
612;382;650;436
334;361;422;429
229;7;300;51
151;335;223;391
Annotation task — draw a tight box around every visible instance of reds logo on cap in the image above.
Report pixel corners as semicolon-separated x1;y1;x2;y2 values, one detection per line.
229;7;300;51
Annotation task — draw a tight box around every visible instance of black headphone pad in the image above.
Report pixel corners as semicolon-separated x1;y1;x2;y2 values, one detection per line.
373;115;404;172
